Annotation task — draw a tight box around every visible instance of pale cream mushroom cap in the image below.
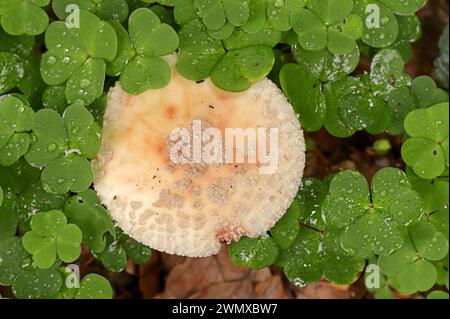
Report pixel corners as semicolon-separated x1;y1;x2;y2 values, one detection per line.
93;64;306;257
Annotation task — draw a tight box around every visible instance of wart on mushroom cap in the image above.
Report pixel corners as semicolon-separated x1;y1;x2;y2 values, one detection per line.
93;66;306;258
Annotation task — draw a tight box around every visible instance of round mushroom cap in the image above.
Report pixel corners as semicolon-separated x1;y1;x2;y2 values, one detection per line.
93;66;305;257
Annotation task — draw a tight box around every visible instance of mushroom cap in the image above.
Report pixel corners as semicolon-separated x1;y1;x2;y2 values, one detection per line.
93;66;305;257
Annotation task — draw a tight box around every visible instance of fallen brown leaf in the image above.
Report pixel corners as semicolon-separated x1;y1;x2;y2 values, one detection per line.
154;248;289;299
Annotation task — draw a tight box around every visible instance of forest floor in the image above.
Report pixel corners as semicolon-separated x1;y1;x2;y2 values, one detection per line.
3;0;446;300
102;0;449;299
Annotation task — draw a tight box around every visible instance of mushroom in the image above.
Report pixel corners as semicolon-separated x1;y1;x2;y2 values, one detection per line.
93;63;305;258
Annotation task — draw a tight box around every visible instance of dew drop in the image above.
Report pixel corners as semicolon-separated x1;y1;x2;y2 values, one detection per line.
80;79;91;89
48;143;57;151
274;0;285;8
47;56;56;65
62;56;71;64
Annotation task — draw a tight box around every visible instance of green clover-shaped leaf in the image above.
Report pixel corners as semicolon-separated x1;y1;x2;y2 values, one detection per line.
308;0;353;26
323;76;362;137
370;49;410;98
1;160;63;236
74;273;113;299
64;58;106;107
358;1;399;48
340;209;404;257
281;226;322;287
0;159;43;239
0;236;30;285
229;234;279;269
277;181;365;287
0;26;43;101
292;8;327;51
327;14;363;55
321;230;366;284
297;178;330;228
12;267;62;299
224;24;282;50
117;8;178;94
278;227;365;287
174;0;198;26
120;55;172;94
86;93;107;126
119;230;152;265
208;23;235;41
176;19;274;91
430;208;449;239
52;0;130;23
392;259;437;294
211;45;274;92
192;0;251;31
94;227;152;272
176;19;226;81
242;0;266;34
409;221;449;261
270;176;364;286
379;221;448;294
95;235;128;272
40;152;90;195
41;10;117;105
0;0;49;36
222;0;250;27
0;29;38;96
27;209;67;237
0;96;34;144
266;0;305;31
64;190;116;253
22;210;82;269
302;50;411;136
279;226;364;287
292;45;359;82
322;168;423;258
407;167;449;215
0;157;40;194
270;201;300;249
17;55;47;107
16;181;68;234
0;28;35;58
280;63;325;131
129;8;178;57
368;278;395;299
410;76;449;109
428;291;449;299
42;85;68;114
195;0;227;30
378;234;417;278
336;75;391;135
378;0;426;15
0;133;31;167
0;52;24;95
25;109;67;166
0;96;35;166
42;85;108;123
25;104;101;194
402;103;449;179
292;2;362;55
63;102;102;158
283;56;397;135
106;21;136;77
389;15;422;61
386;76;449;135
150;3;177;27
